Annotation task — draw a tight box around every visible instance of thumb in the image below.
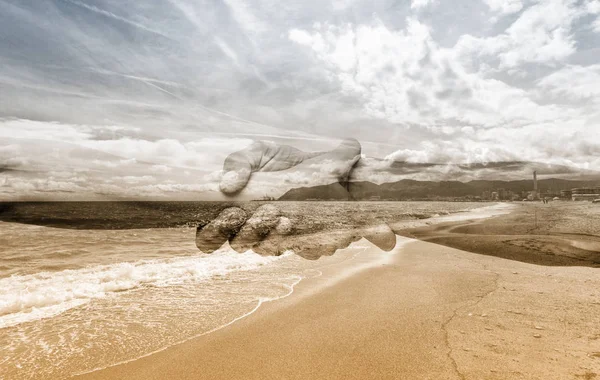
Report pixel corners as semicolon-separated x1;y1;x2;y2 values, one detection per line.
219;141;266;195
219;141;317;195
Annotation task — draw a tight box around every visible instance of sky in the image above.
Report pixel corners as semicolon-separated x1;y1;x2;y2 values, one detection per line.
0;0;599;200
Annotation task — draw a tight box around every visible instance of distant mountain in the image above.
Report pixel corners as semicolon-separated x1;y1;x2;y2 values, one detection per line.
278;183;352;201
351;160;600;183
279;178;600;201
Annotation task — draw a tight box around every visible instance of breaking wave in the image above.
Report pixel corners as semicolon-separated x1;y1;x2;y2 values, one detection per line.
0;247;288;329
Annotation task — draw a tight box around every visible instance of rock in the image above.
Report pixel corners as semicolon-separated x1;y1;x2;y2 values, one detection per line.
196;207;247;253
251;217;295;257
230;204;282;252
275;217;293;235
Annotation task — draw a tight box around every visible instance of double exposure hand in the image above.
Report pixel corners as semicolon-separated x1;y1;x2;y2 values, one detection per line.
219;138;362;196
195;204;397;259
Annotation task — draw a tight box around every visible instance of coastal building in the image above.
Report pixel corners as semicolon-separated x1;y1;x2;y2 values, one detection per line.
481;190;491;201
571;187;600;201
560;190;573;199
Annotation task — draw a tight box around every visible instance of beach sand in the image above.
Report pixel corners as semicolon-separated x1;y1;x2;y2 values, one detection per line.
396;202;600;267
75;203;600;380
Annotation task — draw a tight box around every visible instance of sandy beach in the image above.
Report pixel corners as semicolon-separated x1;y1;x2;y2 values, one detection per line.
75;203;600;380
397;202;600;267
5;1;600;378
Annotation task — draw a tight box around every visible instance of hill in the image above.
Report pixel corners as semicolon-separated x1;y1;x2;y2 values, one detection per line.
279;178;600;201
278;183;353;201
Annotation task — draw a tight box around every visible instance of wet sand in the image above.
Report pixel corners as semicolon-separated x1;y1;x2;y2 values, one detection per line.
397;202;600;267
75;204;600;380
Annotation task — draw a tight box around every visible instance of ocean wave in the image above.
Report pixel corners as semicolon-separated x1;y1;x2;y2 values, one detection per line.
0;247;287;329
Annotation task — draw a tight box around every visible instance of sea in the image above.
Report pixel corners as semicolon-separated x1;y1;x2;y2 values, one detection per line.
0;201;491;379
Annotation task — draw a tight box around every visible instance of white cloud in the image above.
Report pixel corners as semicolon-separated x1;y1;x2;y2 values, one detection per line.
133;183;218;194
585;0;600;32
2;0;600;198
0;167;222;200
411;0;436;10
385;140;513;164
110;175;157;184
288;17;567;128
288;29;312;45
331;0;357;11
80;137;254;169
484;0;523;15
0;118;256;199
0;119;93;142
537;64;600;99
458;0;585;69
382;127;600;172
290;19;438;124
151;165;172;173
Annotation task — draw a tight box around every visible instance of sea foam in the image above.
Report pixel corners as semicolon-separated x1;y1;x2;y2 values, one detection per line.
0;247;286;329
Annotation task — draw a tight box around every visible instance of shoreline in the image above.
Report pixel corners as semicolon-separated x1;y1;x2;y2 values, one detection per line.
74;234;600;380
396;202;600;267
71;237;412;379
0;200;490;230
72;203;519;380
70;273;305;378
1;202;511;380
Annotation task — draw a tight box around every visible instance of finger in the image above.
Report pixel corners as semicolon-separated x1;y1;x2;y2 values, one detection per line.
329;138;362;159
299;138;362;191
219;142;263;195
229;204;282;252
220;141;319;195
219;138;361;195
360;223;397;252
260;222;395;259
250;217;294;256
195;207;247;253
290;230;357;260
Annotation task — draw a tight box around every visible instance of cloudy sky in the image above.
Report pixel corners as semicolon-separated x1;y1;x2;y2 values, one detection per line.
1;0;599;200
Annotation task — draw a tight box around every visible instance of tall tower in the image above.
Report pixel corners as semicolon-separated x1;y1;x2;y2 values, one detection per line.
533;170;538;199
